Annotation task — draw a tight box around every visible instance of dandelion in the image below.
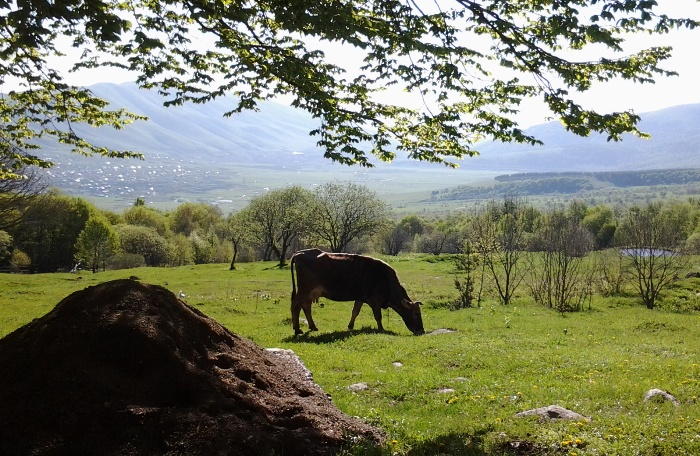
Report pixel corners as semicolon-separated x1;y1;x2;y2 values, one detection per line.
562;440;572;446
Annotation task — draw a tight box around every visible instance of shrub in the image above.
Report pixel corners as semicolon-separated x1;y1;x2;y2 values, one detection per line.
108;253;146;270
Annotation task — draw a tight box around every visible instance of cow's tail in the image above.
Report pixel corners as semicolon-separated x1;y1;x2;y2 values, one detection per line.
290;253;297;302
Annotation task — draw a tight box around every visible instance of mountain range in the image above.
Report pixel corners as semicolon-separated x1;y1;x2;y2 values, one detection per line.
38;82;700;210
62;82;700;173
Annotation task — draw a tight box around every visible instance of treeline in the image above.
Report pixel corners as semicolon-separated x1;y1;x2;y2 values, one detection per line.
434;168;700;201
496;169;700;186
2;181;700;297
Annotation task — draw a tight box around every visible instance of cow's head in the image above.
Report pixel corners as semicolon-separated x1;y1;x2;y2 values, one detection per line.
398;299;424;335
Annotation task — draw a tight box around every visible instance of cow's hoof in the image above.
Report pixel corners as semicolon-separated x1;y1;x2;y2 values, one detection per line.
294;329;304;336
309;326;319;332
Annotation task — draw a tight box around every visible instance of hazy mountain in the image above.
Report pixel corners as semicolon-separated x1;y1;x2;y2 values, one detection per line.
36;82;700;211
465;104;700;173
59;82;700;173
77;82;323;166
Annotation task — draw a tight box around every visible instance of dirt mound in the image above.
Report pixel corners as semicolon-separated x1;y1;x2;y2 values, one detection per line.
0;279;383;455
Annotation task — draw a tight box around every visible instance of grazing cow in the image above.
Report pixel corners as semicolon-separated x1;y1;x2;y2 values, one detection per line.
290;248;424;336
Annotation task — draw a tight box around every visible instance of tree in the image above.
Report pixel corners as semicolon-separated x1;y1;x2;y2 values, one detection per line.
9;192;92;272
418;218;461;255
75;216;120;273
189;231;214;264
167;233;194;266
527;209;593;312
123;206;169;236
225;210;252;270
310;182;389;253
0;230;11;267
3;1;697;178
453;239;480;309
115;224;169;266
0;160;46;231
617;202;689;309
472;197;527;305
379;220;411;256
582;204;617;249
170;203;223;237
246;187;314;267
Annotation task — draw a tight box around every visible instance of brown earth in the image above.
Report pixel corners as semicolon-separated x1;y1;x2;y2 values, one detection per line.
0;279;384;455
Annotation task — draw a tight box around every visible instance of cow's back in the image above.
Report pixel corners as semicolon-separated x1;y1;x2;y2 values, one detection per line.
293;250;392;303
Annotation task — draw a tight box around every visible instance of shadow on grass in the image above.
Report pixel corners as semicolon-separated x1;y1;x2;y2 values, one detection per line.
381;428;540;456
282;327;399;344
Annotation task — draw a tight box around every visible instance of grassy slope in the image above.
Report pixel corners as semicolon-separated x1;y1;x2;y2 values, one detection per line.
2;256;700;455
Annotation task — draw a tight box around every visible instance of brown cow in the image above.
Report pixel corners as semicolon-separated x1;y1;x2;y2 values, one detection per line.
290;248;424;335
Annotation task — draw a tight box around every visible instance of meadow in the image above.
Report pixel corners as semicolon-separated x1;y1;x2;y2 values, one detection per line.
2;255;700;455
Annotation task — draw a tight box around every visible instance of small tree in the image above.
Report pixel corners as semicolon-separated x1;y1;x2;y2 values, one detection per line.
246;186;314;267
617;202;689;309
527;210;593;312
595;249;628;297
309;182;389;253
75;216;120;273
418;218;460;255
116;224;169;266
453;240;480;309
225;210;251;270
9;249;30;272
379;220;410;256
473;197;527;305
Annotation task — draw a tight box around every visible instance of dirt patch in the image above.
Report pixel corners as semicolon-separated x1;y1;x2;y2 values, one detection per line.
0;279;383;455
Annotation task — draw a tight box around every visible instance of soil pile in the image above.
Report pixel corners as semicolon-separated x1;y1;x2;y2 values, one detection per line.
0;279;383;455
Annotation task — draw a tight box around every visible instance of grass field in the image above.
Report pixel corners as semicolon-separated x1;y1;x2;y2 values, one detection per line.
2;255;700;455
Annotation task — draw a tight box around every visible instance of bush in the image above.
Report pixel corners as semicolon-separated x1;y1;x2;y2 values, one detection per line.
108;253;146;270
9;249;30;272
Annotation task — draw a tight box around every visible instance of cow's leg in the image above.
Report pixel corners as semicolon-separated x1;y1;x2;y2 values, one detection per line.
291;296;304;335
348;300;363;330
370;304;385;332
302;300;318;332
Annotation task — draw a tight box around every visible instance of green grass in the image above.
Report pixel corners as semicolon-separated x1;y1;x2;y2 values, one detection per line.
2;256;700;455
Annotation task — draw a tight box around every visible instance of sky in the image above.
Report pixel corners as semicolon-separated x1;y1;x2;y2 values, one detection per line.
12;1;700;129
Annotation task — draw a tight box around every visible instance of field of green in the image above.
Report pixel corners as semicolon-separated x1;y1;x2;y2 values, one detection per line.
2;255;700;455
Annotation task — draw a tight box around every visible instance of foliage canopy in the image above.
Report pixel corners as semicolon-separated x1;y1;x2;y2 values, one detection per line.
1;0;698;178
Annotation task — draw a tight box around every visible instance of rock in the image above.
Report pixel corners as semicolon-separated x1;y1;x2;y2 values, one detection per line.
427;328;456;335
643;388;680;406
392;362;403;368
437;388;456;394
348;382;369;392
516;405;590;421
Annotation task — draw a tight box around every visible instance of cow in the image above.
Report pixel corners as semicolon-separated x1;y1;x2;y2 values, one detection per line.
290;248;424;336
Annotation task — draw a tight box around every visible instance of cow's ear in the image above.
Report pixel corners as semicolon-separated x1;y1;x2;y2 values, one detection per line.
415;301;423;306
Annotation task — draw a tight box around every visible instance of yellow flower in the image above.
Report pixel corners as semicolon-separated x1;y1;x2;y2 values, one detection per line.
562;440;572;446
